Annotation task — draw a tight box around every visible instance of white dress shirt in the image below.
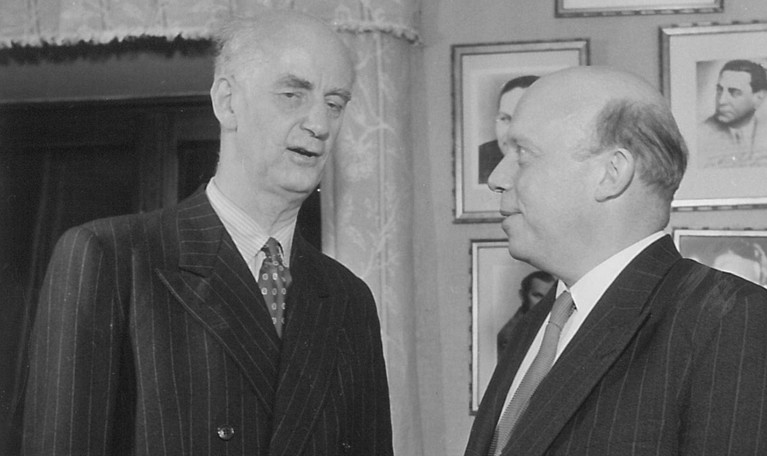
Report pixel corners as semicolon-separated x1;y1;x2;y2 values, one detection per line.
206;178;295;279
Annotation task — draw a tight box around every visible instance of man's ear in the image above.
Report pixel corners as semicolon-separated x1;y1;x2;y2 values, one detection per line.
594;147;635;202
210;76;238;130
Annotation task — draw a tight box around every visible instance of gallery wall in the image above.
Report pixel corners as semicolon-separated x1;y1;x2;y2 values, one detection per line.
411;0;767;454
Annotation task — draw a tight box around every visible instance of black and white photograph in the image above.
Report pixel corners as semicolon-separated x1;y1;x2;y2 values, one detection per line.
696;58;767;169
4;1;767;455
662;22;767;208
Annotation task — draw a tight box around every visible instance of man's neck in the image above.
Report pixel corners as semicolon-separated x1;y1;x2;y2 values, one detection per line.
212;176;301;235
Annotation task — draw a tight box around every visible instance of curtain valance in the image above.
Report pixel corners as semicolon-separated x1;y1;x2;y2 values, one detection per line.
0;0;421;48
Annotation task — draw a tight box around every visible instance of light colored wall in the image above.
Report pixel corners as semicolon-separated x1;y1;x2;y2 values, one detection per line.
412;1;767;455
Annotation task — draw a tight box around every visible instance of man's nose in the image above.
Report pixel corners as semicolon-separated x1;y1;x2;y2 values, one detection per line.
301;103;331;140
487;155;515;193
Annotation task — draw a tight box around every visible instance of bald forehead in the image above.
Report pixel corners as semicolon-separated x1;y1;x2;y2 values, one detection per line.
532;67;661;108
515;66;666;129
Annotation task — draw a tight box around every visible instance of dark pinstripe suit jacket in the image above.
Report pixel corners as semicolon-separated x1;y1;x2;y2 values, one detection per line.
465;236;767;456
22;191;393;456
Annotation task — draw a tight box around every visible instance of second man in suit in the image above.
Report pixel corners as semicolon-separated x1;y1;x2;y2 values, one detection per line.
465;65;767;455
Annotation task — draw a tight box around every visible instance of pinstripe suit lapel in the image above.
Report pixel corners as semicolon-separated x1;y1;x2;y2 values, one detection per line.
503;236;682;456
270;234;346;456
156;192;282;414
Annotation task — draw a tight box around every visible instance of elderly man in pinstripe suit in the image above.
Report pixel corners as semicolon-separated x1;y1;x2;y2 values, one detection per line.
22;10;392;456
465;66;767;456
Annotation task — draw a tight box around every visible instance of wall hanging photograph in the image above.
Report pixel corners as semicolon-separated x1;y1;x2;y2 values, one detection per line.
452;39;589;222
469;239;555;413
661;22;767;208
673;228;767;288
556;0;722;17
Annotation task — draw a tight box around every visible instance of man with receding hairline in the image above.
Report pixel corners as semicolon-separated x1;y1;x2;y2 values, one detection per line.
465;65;767;456
23;10;392;456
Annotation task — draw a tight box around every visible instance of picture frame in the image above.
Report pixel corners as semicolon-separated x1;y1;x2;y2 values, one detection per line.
452;40;589;223
672;228;767;288
556;0;722;17
470;239;541;414
661;22;767;209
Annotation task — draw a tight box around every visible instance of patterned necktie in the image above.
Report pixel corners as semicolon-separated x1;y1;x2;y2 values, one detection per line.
489;291;575;456
258;238;292;337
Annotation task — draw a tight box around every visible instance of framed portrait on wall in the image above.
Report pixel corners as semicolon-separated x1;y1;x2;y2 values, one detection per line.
661;22;767;209
556;0;722;17
470;239;545;414
673;228;767;288
452;39;589;222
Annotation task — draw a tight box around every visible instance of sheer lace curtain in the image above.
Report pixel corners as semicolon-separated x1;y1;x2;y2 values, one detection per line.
0;0;424;454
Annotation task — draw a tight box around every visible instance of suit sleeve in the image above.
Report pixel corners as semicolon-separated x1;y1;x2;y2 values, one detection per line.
23;225;126;455
681;283;767;455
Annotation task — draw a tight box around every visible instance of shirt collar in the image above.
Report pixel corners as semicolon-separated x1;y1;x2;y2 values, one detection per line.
205;178;295;266
556;231;665;313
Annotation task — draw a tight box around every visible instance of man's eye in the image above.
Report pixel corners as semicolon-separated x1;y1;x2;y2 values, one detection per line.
326;99;347;117
516;146;532;163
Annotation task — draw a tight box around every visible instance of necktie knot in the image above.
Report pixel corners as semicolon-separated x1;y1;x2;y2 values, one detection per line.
262;237;285;265
548;291;574;331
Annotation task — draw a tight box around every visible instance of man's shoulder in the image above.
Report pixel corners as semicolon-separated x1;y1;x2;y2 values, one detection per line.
64;191;211;246
295;240;370;293
664;259;767;315
303;243;360;279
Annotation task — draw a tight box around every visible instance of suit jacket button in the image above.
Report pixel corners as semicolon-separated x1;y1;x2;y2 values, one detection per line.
217;424;235;441
340;441;352;453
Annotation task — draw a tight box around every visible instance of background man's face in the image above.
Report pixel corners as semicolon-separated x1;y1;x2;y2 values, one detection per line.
715;70;762;125
521;277;555;308
495;87;526;152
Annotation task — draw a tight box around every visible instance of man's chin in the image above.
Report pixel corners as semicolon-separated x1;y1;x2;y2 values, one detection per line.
506;242;531;263
716;114;734;124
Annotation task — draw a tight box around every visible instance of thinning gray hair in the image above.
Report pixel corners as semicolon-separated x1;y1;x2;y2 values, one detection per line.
586;98;688;202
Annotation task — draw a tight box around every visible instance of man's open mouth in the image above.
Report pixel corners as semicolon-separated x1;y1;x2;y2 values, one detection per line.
289;147;320;158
